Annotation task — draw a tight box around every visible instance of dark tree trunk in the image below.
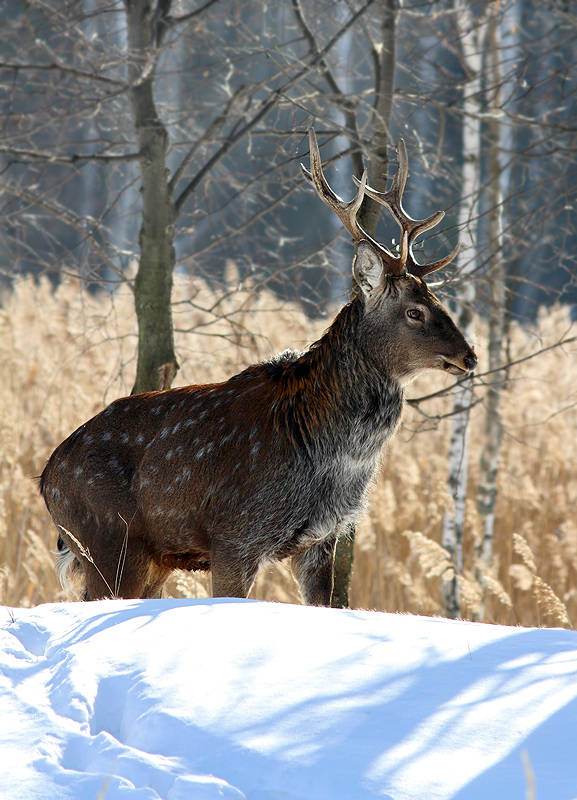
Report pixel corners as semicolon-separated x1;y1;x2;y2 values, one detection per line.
357;0;396;237
124;0;178;395
332;0;397;608
331;523;356;608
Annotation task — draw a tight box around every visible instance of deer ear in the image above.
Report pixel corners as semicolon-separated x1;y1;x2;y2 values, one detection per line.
353;241;384;296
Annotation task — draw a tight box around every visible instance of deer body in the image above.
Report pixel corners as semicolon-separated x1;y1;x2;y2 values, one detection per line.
41;130;477;605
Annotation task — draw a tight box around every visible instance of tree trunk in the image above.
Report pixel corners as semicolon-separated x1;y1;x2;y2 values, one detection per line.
124;0;178;395
476;13;505;579
332;0;396;609
357;0;396;236
331;529;355;608
441;1;484;619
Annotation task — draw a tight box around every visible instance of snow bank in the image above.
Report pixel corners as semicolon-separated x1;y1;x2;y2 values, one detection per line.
1;599;576;799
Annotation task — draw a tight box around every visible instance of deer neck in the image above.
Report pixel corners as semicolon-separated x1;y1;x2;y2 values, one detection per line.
273;298;404;454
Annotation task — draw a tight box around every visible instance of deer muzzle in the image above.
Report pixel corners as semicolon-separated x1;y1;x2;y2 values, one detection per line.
440;351;478;375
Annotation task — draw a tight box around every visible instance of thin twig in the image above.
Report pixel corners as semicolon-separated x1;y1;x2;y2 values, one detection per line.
58;525;115;598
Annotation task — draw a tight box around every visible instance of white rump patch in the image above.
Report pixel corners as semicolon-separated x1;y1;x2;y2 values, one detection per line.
55;543;77;594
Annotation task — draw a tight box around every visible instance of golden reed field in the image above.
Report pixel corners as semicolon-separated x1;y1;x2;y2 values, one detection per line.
1;272;576;628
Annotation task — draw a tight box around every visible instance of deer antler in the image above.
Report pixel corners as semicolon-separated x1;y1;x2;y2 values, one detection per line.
302;128;459;279
301;128;405;276
355;139;460;279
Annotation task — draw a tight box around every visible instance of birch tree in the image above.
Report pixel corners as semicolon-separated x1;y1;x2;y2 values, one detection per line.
440;1;485;619
475;10;506;582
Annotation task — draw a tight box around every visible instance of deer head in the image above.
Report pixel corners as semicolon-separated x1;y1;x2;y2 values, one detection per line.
301;128;477;383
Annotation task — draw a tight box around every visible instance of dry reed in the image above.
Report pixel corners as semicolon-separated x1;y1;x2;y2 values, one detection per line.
1;271;576;627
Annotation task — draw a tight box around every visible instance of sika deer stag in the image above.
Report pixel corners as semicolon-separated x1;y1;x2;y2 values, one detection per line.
41;129;477;605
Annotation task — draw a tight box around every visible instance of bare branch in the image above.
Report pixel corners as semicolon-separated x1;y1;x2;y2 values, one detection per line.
174;0;376;218
1;183;127;282
0;61;122;86
0;146;141;165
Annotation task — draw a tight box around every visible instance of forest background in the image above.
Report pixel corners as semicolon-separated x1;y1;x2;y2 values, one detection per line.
1;0;576;626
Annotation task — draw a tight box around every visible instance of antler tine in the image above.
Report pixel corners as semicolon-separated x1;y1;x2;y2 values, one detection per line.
354;140;445;241
353;139;452;276
410;241;461;279
301;128;402;271
300;128;365;241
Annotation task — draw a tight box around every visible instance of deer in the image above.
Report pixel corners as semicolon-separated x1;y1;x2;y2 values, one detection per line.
40;128;477;606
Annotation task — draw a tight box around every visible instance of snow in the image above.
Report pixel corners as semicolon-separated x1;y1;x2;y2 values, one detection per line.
1;599;576;799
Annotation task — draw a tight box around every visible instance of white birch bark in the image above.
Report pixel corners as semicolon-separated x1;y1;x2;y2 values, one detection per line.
441;2;484;619
476;13;505;577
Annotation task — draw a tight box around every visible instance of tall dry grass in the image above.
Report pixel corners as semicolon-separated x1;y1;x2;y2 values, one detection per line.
1;272;576;627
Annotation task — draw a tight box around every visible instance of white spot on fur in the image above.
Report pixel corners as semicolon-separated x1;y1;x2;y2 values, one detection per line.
74;466;83;478
102;432;112;441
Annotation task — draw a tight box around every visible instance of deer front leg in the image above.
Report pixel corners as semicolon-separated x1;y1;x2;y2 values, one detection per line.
291;533;338;607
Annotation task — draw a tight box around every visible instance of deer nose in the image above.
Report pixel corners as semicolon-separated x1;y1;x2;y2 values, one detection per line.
464;353;477;372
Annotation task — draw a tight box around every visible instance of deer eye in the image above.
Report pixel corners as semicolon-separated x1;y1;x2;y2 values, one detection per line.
406;308;424;322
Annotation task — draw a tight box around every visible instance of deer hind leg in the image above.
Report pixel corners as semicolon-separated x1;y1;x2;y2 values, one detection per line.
210;538;261;599
290;532;338;607
62;525;157;601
